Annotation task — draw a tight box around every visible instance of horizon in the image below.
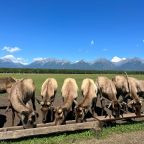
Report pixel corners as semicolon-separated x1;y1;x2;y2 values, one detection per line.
0;0;144;64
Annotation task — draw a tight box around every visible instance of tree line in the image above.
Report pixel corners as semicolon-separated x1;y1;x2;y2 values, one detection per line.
0;68;144;75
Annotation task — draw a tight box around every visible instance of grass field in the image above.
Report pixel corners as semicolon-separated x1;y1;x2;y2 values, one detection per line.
1;73;144;96
0;73;144;144
0;73;114;96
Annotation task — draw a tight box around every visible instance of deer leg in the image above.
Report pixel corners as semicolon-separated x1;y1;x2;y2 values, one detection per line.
91;97;97;117
5;102;12;113
100;98;105;116
31;92;36;111
12;109;15;126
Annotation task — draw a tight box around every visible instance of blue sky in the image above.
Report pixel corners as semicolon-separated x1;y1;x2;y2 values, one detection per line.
0;0;144;64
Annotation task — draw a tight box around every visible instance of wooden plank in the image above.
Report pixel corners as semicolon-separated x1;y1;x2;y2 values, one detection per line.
0;120;100;140
95;113;144;122
0;118;95;132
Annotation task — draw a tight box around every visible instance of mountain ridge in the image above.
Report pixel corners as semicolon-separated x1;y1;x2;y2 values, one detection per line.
0;57;144;71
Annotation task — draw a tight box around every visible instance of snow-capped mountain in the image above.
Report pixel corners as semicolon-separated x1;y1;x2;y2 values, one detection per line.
27;58;71;69
0;57;144;71
0;58;23;68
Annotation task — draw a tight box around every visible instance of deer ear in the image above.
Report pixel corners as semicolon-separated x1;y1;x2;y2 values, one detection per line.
128;100;135;106
73;100;78;106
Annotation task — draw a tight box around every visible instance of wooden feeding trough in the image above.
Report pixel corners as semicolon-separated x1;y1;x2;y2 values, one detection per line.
1;113;144;140
0;118;100;140
94;113;144;122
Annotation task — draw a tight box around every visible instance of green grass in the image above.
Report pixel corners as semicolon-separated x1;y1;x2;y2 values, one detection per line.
1;73;144;143
1;73;144;96
0;73;117;96
100;121;144;139
0;130;95;144
1;122;144;144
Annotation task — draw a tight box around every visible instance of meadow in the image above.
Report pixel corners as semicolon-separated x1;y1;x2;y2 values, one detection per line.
1;73;144;96
0;73;144;144
0;73;116;96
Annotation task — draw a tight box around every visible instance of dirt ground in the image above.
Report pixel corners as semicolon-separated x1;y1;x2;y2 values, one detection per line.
0;94;65;127
0;94;144;128
73;131;144;144
0;93;103;128
1;95;144;144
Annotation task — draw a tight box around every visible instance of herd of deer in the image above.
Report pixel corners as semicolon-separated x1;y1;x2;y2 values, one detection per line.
0;73;144;129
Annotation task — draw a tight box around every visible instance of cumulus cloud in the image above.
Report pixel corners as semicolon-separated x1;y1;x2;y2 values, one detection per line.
2;46;21;53
90;40;94;45
0;55;27;65
111;56;126;63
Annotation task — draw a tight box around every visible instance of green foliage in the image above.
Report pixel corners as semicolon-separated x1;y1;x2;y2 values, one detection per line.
0;68;144;74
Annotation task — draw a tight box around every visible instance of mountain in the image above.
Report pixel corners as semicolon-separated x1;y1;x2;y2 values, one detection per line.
117;58;144;71
27;58;71;69
1;57;144;71
0;59;23;68
92;59;115;70
27;59;115;70
71;60;91;70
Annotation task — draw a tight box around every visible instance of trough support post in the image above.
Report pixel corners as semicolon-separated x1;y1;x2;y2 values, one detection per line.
91;121;102;139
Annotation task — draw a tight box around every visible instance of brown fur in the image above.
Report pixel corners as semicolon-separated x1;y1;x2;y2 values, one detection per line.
75;78;97;122
38;78;58;123
41;78;58;101
112;75;142;115
54;78;78;125
112;75;141;101
97;76;117;101
9;78;38;128
0;77;16;94
96;76;120;118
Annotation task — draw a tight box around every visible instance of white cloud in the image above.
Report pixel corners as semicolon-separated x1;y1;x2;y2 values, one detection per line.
90;40;94;45
2;46;21;53
33;57;47;61
0;55;28;65
111;56;126;63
